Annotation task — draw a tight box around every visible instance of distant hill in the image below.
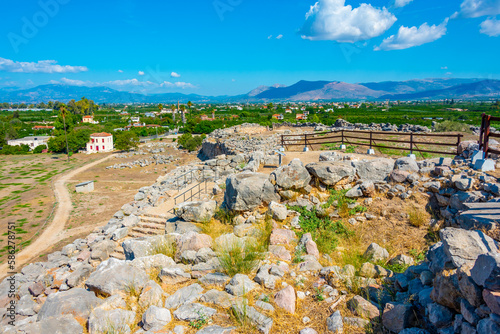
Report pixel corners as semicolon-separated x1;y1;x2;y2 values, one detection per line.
1;78;499;103
379;79;500;100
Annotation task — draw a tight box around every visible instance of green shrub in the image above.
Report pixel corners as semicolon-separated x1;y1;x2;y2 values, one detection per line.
217;240;264;276
434;121;471;133
289;205;353;254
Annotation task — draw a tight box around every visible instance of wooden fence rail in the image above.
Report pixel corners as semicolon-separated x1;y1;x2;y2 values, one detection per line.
281;129;463;156
479;113;500;157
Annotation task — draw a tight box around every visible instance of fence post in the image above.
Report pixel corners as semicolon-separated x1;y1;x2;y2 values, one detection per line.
369;131;373;149
479;113;486;150
457;134;462;155
484;115;491;158
341;130;344;145
410;133;414;155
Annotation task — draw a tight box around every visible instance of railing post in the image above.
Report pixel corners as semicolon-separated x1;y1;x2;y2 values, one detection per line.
369;131;373;149
479;113;486;150
485;115;491;158
410;133;414;155
457;134;462;155
341;130;344;145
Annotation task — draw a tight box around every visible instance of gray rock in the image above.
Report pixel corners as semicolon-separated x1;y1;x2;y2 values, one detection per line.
440;228;498;268
85;258;149;296
395;157;419;172
200;289;235;308
457;266;484;308
345;185;363;198
139;280;164;308
299;329;318;334
164;284;204;309
471;252;500;290
232;302;273;334
326;310;343;333
352;158;395;181
477;316;500;333
195;326;237;334
174;200;217;223
142;306;172;331
89;308;136;333
389;254;415;267
254;265;278;289
19;314;84;334
269;158;311;190
122;235;170;260
226;274;259;296
427;303;454;328
173;303;216;321
159;267;191;285
364;243;389;262
199;273;230;287
224;172;280;211
268;201;288;221
455;178;475;191
131;254;176;271
66;264;93;288
382;303;416;333
37;288;102;321
17;295;36;316
399;329;431;334
347;295;380;319
306;161;356;186
255;300;275;312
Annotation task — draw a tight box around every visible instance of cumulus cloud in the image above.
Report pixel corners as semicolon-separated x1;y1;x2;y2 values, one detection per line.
170;72;181;78
0;58;88;73
453;0;500;18
118;69;124;73
52;78;92;86
480;18;500;36
394;0;413;8
161;81;196;89
299;0;397;43
276;34;284;39
375;19;448;51
268;35;273;39
138;71;145;75
105;78;154;86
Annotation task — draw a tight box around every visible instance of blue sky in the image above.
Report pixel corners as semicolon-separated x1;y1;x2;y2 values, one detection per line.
1;0;500;96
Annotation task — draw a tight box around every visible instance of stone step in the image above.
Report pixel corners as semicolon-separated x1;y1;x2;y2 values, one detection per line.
136;222;165;230
130;227;165;238
139;216;167;224
142;212;171;219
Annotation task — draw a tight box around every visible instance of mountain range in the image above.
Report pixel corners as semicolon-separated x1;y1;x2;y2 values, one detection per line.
1;78;499;103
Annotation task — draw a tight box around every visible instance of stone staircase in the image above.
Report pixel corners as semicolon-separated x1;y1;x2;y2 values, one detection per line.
109;179;216;260
129;214;172;238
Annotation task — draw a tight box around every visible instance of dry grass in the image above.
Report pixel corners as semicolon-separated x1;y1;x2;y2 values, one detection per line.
196;217;233;240
408;206;429;228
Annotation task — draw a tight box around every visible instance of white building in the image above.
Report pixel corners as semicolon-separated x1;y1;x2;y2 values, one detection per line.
87;133;114;153
7;136;51;150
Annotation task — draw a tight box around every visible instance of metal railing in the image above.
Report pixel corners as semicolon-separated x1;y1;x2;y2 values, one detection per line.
281;129;463;156
479;113;500;157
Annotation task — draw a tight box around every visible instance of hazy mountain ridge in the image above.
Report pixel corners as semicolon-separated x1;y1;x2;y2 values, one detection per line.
0;78;499;103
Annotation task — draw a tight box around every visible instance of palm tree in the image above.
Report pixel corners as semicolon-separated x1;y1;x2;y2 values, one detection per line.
158;103;163;113
187;101;192;110
60;105;70;163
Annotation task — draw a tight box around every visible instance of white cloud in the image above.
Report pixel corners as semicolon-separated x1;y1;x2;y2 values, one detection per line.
170;72;181;78
453;0;500;18
375;19;448;51
105;78;154;87
58;78;92;86
441;66;448;70
138;71;145;76
0;58;88;73
299;0;397;43
480;18;500;36
161;81;196;89
394;0;413;8
268;35;273;39
118;69;124;73
276;34;284;39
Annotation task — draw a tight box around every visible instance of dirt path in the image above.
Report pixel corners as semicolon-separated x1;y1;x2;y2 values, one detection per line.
0;154;115;279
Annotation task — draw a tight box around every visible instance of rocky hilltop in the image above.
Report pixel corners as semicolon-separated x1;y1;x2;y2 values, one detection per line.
1;124;500;334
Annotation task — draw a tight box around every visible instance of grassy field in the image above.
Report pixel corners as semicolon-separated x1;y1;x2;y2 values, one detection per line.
0;153;100;263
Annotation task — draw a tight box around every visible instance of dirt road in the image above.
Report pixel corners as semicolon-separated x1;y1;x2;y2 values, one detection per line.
0;154;115;279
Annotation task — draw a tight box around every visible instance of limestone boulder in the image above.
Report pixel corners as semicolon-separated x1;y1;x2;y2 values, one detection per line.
269;158;311;190
305;161;356;186
174;200;217;223
224;172;280;211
